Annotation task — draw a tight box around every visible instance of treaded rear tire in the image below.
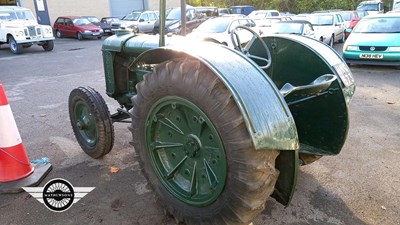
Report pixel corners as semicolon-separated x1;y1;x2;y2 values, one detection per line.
131;57;279;225
69;86;114;158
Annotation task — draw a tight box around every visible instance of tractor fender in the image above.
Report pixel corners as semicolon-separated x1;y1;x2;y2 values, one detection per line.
133;42;299;152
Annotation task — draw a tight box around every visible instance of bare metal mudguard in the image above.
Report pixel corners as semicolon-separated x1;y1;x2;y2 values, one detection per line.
133;41;299;152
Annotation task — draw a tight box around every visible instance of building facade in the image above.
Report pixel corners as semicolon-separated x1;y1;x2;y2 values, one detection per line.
2;0;180;25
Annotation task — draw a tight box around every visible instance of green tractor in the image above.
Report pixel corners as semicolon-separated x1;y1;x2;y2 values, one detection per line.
68;1;355;224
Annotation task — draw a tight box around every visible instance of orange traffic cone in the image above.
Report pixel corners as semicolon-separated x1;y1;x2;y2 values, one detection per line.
0;82;52;193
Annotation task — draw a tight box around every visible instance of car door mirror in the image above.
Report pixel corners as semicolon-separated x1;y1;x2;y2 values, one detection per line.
139;19;144;22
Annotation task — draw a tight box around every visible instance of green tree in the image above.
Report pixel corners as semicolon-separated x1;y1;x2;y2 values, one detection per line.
187;0;391;13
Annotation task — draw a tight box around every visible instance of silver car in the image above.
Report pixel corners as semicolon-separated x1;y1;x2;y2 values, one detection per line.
114;11;158;33
306;12;346;47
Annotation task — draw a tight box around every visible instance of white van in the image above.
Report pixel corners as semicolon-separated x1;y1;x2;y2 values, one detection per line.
356;1;384;14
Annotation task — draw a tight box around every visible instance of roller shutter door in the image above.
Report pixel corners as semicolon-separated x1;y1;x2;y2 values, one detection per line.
110;0;144;18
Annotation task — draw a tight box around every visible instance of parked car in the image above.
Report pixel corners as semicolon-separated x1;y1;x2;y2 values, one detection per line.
153;6;217;35
187;17;256;48
269;20;319;41
253;16;292;35
218;8;230;16
84;16;113;35
306;12;346;47
54;16;103;40
338;11;359;27
343;13;400;66
100;17;121;33
0;6;54;54
100;17;120;24
248;10;280;19
229;5;255;16
112;11;158;33
356;0;384;15
342;11;368;38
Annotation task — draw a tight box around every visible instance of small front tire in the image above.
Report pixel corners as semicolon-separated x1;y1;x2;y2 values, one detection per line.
77;32;83;40
55;30;62;38
339;32;345;43
328;35;334;47
8;36;22;54
42;40;54;51
68;87;114;158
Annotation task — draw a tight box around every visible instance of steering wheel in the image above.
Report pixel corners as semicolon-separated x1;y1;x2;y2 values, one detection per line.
230;25;272;69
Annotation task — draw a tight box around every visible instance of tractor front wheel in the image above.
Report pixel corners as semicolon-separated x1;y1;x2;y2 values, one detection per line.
68;87;114;158
131;58;279;225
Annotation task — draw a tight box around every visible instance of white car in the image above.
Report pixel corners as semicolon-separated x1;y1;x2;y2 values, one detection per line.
248;10;280;18
187;17;256;49
0;6;54;54
269;20;319;41
114;11;158;33
305;13;346;47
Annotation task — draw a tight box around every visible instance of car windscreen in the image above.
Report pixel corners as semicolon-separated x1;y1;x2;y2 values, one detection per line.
123;12;141;21
0;10;35;21
195;19;230;33
87;17;100;23
73;18;92;25
357;11;369;18
271;23;303;34
167;7;182;20
353;17;400;33
340;12;352;21
357;3;378;11
308;15;333;25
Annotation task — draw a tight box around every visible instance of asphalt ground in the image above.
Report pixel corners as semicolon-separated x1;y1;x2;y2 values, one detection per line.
0;37;399;225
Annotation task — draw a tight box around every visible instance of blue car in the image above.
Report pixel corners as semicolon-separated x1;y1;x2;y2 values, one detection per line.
343;13;400;66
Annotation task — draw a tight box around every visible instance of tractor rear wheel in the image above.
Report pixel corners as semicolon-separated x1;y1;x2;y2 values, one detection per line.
69;86;114;158
131;58;279;225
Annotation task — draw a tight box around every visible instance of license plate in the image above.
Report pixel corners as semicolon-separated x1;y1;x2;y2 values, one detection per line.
360;53;383;59
93;32;100;35
104;29;110;32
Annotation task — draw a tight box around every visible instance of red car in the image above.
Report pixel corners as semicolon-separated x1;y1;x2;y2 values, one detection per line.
53;16;103;40
339;10;368;38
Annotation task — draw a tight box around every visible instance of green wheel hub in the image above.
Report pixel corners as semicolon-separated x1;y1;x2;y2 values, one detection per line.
146;96;227;207
74;101;97;147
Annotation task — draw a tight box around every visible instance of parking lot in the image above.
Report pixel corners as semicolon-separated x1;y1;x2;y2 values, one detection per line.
0;37;399;225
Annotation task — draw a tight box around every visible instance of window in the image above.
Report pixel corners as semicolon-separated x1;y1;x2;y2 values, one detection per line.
148;13;157;21
140;14;149;22
56;18;64;25
65;19;73;26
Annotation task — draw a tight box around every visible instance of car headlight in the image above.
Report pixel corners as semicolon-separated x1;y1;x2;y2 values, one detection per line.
99;29;104;33
387;47;400;52
14;30;25;37
44;27;53;34
344;45;358;51
167;23;180;33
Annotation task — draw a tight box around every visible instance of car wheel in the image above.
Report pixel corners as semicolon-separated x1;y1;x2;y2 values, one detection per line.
77;32;83;40
339;32;345;43
8;36;22;54
329;35;334;47
68;86;114;158
42;40;54;51
131;58;279;225
55;30;62;38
